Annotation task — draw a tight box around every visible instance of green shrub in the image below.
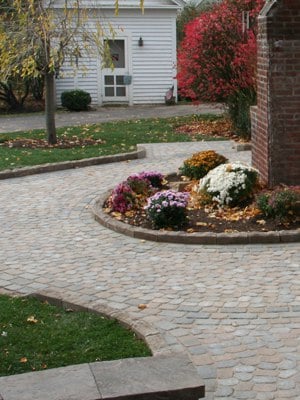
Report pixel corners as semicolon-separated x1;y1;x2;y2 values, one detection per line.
226;88;256;140
179;150;227;180
256;188;300;220
61;89;91;111
126;174;151;195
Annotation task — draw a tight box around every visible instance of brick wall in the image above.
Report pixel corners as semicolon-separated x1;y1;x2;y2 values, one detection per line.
251;0;300;187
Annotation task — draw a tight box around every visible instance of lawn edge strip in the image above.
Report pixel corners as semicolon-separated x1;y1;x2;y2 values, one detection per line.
28;291;171;357
92;190;300;245
0;146;146;180
0;287;171;357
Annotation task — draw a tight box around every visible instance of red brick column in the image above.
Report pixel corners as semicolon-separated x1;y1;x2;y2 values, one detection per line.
251;0;300;187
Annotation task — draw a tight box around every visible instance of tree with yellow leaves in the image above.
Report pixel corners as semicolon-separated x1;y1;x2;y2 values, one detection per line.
0;0;144;144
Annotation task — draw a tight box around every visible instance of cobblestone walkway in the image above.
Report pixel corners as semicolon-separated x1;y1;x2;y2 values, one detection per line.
0;141;299;400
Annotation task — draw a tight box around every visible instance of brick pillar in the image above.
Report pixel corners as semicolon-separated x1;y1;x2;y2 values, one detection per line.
251;0;300;187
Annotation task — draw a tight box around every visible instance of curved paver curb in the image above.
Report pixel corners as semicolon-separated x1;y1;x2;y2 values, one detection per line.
0;290;205;400
0;287;171;356
92;191;300;245
0;147;146;180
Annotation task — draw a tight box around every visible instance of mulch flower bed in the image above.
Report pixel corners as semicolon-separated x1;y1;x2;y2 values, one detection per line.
104;175;300;234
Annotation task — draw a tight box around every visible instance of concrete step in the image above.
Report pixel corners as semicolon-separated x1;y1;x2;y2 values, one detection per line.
0;354;205;400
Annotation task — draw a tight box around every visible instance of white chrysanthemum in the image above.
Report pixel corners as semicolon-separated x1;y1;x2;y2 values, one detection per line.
198;162;258;206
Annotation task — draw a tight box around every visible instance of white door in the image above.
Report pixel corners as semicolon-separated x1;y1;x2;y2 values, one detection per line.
102;38;130;103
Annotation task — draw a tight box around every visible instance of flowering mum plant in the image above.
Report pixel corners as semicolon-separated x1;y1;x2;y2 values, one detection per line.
109;171;165;213
109;182;136;213
145;190;190;229
179;150;227;180
198;162;259;206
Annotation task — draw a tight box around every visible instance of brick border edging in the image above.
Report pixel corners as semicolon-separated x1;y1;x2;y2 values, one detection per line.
0;147;146;180
92;192;300;245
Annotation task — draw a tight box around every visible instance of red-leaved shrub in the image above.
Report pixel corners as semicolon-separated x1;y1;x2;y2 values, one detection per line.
177;0;265;138
177;0;264;102
178;0;264;101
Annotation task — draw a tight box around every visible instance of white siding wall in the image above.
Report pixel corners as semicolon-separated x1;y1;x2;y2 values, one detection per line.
131;14;177;104
56;58;100;106
55;8;178;106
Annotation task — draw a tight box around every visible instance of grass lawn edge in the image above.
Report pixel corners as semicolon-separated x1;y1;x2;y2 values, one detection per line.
0;289;171;378
0;145;147;180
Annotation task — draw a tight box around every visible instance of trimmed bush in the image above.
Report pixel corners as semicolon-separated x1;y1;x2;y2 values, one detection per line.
179;150;227;180
61;89;91;111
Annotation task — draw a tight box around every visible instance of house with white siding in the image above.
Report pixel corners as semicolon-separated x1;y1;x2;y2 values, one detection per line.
55;0;184;106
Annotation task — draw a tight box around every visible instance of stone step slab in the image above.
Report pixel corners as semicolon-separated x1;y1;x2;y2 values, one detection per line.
0;354;205;400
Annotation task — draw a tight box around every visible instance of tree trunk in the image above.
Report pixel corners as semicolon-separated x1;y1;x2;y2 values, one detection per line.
45;72;57;144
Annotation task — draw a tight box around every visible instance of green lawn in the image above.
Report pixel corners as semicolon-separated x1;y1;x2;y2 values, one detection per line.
0;295;151;376
0;114;226;171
